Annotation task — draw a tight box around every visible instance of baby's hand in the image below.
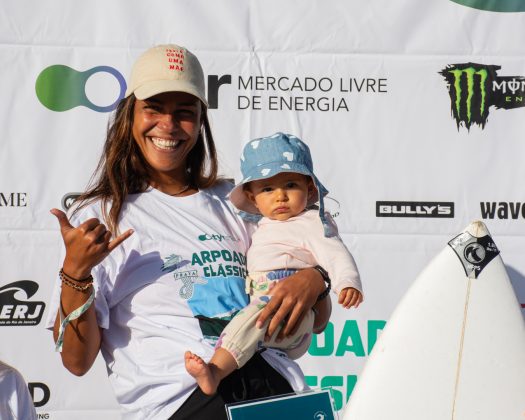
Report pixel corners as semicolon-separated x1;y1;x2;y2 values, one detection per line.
338;287;363;309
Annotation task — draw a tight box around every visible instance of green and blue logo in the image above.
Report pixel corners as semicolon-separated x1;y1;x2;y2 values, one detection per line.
450;0;525;12
35;65;126;112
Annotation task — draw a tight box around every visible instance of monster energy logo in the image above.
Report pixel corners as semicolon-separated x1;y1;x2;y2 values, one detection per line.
492;79;525;95
440;63;525;130
452;67;487;128
440;64;493;129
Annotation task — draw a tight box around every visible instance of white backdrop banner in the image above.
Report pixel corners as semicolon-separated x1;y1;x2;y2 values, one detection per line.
1;0;525;418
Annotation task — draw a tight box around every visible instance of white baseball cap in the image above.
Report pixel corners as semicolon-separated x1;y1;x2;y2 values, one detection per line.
125;44;208;106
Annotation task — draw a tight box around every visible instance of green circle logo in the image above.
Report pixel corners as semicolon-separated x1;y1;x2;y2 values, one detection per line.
450;0;525;12
35;65;126;112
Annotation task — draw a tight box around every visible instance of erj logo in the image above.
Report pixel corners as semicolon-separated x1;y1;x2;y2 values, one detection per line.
0;281;45;326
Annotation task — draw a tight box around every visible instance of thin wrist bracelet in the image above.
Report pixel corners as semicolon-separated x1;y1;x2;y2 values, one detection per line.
313;265;331;302
59;269;93;292
61;276;93;292
60;268;93;283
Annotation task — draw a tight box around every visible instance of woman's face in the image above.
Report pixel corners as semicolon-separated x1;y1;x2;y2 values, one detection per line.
132;91;202;181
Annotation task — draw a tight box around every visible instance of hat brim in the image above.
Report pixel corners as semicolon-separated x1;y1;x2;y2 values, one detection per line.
228;162;328;215
126;80;208;107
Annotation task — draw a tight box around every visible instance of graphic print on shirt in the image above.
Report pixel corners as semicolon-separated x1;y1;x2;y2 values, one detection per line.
162;249;249;320
162;254;207;299
161;254;191;272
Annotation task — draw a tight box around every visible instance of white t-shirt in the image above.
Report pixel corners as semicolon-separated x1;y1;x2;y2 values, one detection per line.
47;182;306;419
0;361;37;420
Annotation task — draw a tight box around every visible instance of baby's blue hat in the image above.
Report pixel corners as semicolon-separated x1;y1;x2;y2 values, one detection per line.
229;132;334;237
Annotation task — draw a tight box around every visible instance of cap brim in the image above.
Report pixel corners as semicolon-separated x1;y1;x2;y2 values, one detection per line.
126;80;208;107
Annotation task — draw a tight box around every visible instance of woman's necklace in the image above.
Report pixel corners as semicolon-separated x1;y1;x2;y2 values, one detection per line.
169;184;191;196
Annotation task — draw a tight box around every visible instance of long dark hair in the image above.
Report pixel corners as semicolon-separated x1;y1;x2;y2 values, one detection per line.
73;94;219;234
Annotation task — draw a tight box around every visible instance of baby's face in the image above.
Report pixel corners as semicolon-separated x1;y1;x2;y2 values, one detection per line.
245;172;314;221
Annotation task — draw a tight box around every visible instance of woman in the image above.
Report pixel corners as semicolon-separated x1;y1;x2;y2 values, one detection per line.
47;44;331;419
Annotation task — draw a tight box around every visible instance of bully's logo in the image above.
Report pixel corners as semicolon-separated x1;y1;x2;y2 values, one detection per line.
440;63;525;130
0;281;45;326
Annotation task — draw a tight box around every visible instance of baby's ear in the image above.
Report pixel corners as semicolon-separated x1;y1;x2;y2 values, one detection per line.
307;180;317;200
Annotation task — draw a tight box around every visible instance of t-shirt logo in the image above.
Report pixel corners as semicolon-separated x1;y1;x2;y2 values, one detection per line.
174;270;207;299
161;254;191;272
161;254;206;299
162;251;248;317
198;232;239;242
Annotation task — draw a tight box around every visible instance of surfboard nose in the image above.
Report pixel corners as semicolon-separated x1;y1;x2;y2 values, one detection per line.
464;220;490;238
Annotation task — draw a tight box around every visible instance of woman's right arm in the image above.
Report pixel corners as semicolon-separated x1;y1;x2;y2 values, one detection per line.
50;209;133;376
53;281;101;376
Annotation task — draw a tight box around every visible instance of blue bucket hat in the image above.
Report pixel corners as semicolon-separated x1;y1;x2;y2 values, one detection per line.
229;132;334;237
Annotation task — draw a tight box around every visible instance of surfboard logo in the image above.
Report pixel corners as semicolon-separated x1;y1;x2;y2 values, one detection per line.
448;233;499;278
463;243;485;264
439;63;525;130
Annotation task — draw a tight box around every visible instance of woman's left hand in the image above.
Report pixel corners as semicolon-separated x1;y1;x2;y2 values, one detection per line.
256;267;326;341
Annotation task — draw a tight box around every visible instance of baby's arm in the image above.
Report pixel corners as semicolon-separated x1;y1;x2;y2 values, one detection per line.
304;212;363;303
338;287;363;309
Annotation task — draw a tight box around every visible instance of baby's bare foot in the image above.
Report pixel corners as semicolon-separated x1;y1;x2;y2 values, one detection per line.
184;351;219;395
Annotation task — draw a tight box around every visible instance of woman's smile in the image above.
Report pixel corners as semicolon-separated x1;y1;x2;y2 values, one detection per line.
149;136;182;151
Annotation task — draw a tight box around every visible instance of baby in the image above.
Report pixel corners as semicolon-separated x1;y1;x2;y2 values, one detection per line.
185;132;363;395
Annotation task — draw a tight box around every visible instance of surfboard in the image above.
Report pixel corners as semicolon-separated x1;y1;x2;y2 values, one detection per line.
343;221;525;420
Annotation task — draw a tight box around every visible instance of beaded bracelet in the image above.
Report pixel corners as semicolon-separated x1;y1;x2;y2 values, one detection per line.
61;276;93;292
60;268;93;283
59;269;93;292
